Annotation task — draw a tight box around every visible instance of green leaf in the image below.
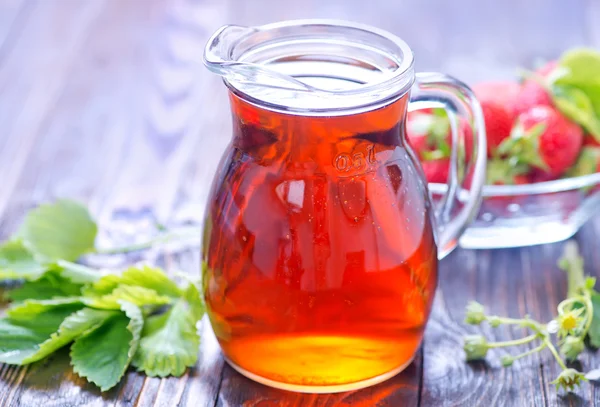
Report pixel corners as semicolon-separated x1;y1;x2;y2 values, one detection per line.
486;159;529;185
557;48;600;88
556;48;600;122
588;292;600;348
566;147;600;178
0;240;46;280
84;265;182;299
84;285;172;310
5;269;84;302
132;286;203;377
552;85;600;140
499;122;548;170
20;199;98;262
54;260;101;284
22;308;116;364
8;297;83;319
184;283;205;322
0;299;83;364
421;149;449;161
70;302;143;391
82;274;122;296
120;266;182;298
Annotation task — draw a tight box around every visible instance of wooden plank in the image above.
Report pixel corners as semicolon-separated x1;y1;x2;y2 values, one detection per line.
0;0;598;405
539;222;600;407
0;0;28;61
0;0;107;221
0;2;114;405
0;0;228;405
91;0;229;226
421;248;548;406
216;351;421;407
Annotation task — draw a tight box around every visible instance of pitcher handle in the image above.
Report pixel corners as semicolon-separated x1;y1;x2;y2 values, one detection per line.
408;73;487;259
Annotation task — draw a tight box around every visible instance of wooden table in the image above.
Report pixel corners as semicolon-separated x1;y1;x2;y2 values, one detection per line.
1;0;599;405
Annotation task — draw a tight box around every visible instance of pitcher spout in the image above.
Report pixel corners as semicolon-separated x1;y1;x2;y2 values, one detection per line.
203;25;256;74
203;24;315;93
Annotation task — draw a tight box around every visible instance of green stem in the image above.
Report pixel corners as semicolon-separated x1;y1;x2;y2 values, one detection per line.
94;230;198;255
580;294;594;338
545;337;568;371
557;297;584;314
489;316;545;334
488;316;525;325
510;342;548;362
488;334;538;348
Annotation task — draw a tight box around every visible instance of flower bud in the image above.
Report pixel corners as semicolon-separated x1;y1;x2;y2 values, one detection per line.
501;355;514;367
464;335;488;361
551;368;586;392
465;301;486;325
488;316;502;328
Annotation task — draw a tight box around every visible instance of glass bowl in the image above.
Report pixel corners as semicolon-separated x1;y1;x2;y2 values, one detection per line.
430;172;600;249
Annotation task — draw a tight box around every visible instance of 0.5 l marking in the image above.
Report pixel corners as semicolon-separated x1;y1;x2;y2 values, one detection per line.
334;144;378;173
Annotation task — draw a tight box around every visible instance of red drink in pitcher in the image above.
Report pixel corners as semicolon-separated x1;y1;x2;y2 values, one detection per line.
202;20;486;392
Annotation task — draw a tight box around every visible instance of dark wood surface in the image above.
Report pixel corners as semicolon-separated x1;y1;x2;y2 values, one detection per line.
0;0;599;406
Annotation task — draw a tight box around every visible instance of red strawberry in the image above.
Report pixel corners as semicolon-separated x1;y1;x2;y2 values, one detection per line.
480;101;514;157
513;80;554;117
529;169;557;183
499;106;584;178
473;81;520;117
406;109;474;160
420;158;450;184
472;81;520;156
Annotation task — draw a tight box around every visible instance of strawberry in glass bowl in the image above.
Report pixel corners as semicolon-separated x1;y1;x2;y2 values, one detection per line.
408;48;600;248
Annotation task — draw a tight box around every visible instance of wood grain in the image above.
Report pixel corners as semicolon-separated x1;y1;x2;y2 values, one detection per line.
1;0;600;406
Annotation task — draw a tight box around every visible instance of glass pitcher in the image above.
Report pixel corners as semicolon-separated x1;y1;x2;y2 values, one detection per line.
202;20;486;393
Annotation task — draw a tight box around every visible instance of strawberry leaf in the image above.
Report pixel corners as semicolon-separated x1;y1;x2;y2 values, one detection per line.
0;240;46;281
132;284;204;377
421;149;449;161
5;269;84;302
54;260;101;284
70;302;143;391
21;308;116;364
555;48;600;131
83;285;172;310
486;159;529;185
556;48;600;89
0;299;83;364
84;265;182;299
588;292;600;348
552;85;600;140
499;122;548;170
20;200;98;262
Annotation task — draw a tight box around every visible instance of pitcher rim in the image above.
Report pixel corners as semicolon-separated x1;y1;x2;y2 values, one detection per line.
204;19;416;115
